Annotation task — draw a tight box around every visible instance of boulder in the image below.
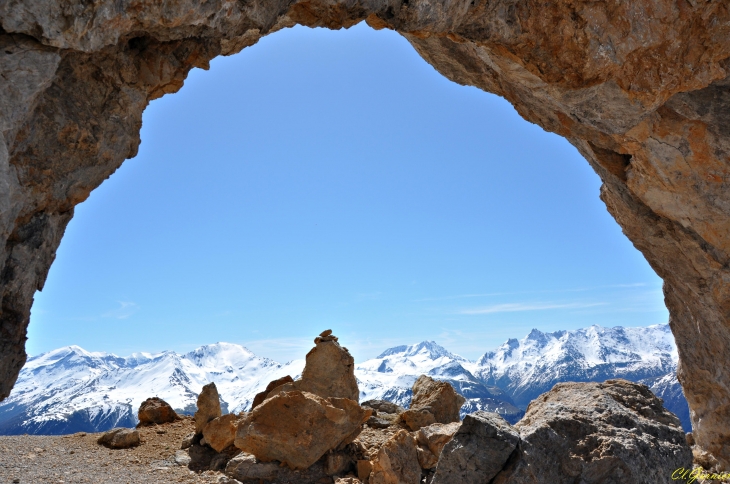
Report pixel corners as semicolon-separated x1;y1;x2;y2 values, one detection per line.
416;422;461;458
432;412;519;484
250;375;293;410
369;429;422;484
97;428;140;449
137;397;179;426
269;332;359;402
495;380;693;484
174;449;191;466
362;400;405;415
195;382;222;434
416;446;439;470
225;453;281;481
400;376;464;431
234;390;371;469
203;413;242;452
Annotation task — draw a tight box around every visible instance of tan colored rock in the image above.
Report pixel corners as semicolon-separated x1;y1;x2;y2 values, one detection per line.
401;376;464;431
416;422;460;461
416;445;438;470
250;375;293;411
357;459;373;481
195;382;222;434
203;413;242;453
270;333;359;402
137;397;179;426
325;451;352;475
96;428;140;449
234;390;370;470
369;429;421;484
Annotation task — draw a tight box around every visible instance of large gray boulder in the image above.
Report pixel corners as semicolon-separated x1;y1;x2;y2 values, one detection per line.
432;412;519;484
494;379;692;483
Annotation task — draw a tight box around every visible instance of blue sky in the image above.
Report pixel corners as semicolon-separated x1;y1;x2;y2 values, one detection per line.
28;23;667;363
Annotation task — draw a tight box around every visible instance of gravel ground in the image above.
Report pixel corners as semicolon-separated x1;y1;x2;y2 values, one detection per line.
0;417;227;484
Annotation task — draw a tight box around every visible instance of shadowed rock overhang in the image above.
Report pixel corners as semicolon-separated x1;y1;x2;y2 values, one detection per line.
1;0;730;467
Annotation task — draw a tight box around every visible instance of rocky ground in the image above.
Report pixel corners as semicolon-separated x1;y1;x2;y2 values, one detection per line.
0;417;226;484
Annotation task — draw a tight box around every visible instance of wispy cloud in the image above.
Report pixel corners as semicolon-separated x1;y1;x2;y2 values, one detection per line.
459;301;607;315
415;283;651;302
102;301;139;320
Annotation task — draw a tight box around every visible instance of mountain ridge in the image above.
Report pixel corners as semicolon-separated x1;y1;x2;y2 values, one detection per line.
0;324;689;434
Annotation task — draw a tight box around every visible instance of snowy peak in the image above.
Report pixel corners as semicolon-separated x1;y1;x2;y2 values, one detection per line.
376;341;463;361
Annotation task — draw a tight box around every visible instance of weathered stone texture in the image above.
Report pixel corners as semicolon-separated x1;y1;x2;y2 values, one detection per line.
1;0;730;467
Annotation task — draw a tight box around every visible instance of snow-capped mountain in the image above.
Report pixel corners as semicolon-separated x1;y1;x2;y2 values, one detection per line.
356;341;524;422
473;324;688;428
0;343;303;435
0;324;690;435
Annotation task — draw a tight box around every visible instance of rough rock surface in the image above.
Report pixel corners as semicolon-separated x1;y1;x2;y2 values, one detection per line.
362;400;405;416
195;383;222;434
203;413;242;453
269;334;359;401
432;412;518;484
401;376;465;431
234;390;370;470
137;397;179;426
225;452;332;484
492;380;692;484
415;421;460;466
2;0;730;466
96;427;141;449
250;375;293;410
369;429;421;484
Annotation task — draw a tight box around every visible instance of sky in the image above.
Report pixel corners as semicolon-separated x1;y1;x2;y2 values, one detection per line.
27;23;668;363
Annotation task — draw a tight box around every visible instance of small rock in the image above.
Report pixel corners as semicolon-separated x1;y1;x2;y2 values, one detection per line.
369;429;421;484
195;382;222;434
97;428;141;449
225;453;281;481
361;400;405;415
432;412;518;484
138;397;179;426
235;390;371;469
335;477;362;484
181;432;198;449
250;375;294;411
416;422;461;457
356;459;372;481
366;415;394;429
320;329;333;337
417;445;439;469
325;451;351;475
174;449;191;466
203;413;242;452
401;376;465;431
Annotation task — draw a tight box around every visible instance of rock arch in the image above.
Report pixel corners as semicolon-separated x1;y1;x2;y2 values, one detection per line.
2;0;730;465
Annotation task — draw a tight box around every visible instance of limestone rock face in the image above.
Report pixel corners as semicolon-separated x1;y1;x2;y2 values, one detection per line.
432;412;518;484
195;383;222;434
493;380;692;484
369;429;421;484
234;390;371;470
3;0;730;466
203;413;242;453
137;397;179;426
401;376;465;431
96;428;140;449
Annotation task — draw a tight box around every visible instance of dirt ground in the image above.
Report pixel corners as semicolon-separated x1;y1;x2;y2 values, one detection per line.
0;417;229;484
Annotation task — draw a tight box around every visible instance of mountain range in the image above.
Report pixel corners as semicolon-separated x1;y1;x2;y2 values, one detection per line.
0;324;690;435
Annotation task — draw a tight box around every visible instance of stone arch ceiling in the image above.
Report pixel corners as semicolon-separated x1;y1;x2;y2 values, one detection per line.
1;0;730;464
